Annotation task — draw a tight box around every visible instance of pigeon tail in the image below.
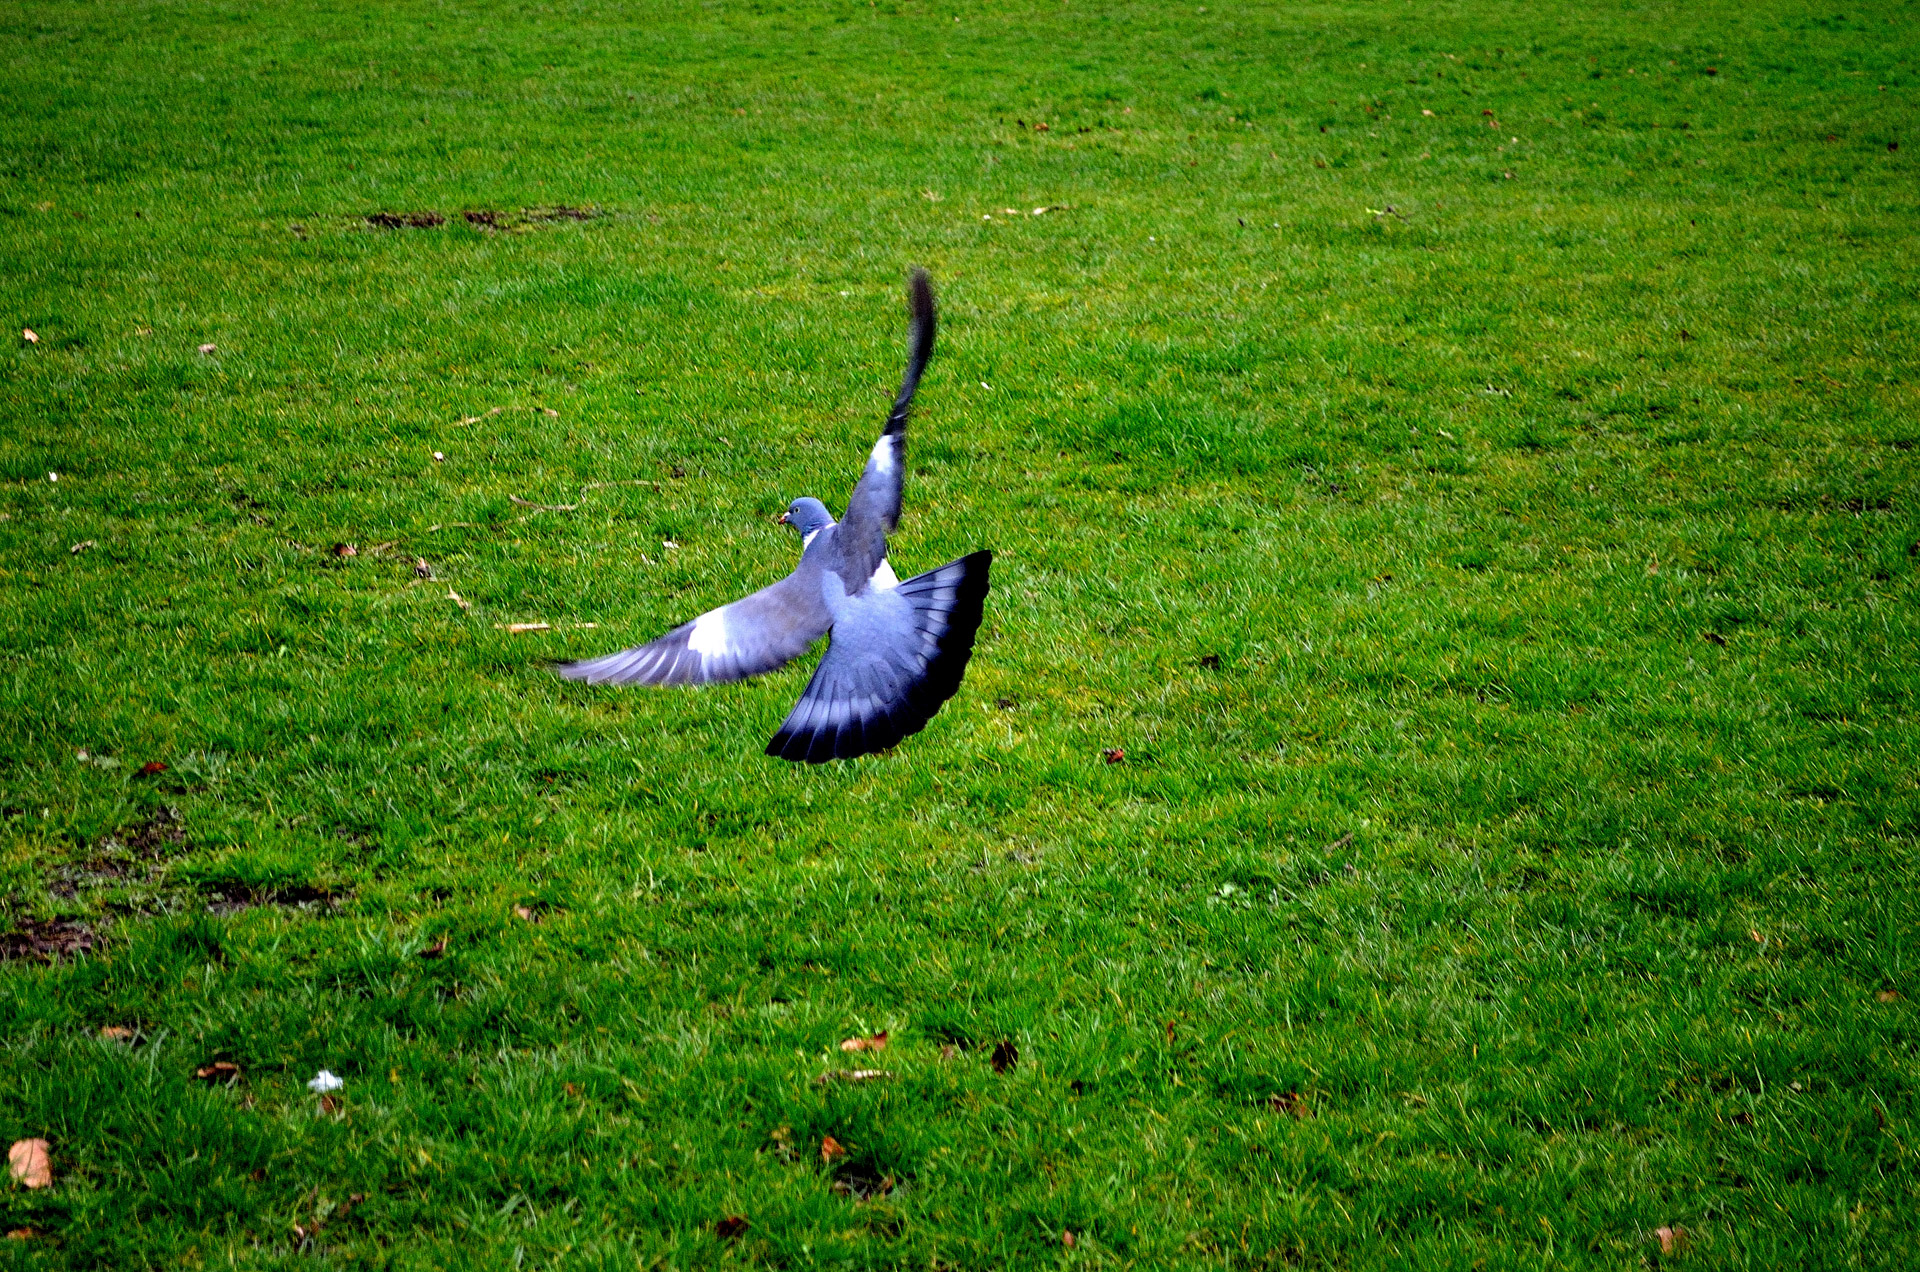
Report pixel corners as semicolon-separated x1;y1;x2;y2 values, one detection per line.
766;549;991;763
884;268;937;438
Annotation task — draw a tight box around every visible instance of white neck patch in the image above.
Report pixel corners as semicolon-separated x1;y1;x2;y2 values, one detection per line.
868;433;897;475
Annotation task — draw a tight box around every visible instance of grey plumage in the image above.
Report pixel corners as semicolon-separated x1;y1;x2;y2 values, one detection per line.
554;269;991;763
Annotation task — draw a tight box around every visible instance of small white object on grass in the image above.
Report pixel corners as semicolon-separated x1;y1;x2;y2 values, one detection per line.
308;1070;344;1094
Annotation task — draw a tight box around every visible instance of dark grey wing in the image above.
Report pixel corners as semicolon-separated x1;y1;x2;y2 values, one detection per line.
554;567;831;687
832;269;935;591
767;550;990;763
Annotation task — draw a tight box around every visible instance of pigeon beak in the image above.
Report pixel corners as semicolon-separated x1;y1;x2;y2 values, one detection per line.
775;511;791;525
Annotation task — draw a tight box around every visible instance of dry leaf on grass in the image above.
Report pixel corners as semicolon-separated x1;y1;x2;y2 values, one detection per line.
990;1040;1019;1073
446;589;470;611
1062;1230;1077;1248
195;1061;242;1084
8;1140;51;1189
714;1215;749;1239
1102;747;1125;764
417;936;448;959
1655;1225;1688;1255
514;905;537;921
100;1024;135;1042
21;330;38;344
198;343;217;355
820;1135;848;1162
139;761;167;776
1877;989;1899;1003
839;1030;888;1053
1267;1090;1313;1119
7;1227;37;1240
330;543;357;558
69;540;94;555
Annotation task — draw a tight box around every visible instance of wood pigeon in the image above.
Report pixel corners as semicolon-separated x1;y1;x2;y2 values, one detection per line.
554;270;992;763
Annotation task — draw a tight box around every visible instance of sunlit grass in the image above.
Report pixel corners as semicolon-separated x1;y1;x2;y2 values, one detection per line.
1;0;1916;1266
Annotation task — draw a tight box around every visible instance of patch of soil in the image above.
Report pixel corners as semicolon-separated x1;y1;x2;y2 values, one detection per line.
2;917;95;961
463;209;506;228
366;211;445;229
50;808;190;899
204;882;350;915
830;1166;899;1202
116;806;188;858
526;205;598;221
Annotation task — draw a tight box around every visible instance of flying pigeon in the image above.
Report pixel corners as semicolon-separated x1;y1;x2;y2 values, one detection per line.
554;269;992;763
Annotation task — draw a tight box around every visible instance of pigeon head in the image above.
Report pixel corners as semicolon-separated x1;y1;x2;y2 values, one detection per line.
777;497;834;539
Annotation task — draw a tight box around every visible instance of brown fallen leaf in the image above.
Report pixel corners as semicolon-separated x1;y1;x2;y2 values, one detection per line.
418;936;448;959
990;1040;1019;1073
331;543;358;558
1199;654;1220;668
69;540;94;555
1102;747;1125;764
21;329;38;344
539;407;560;418
1268;1090;1313;1119
100;1024;135;1042
513;905;537;922
198;343;217;355
939;1044;962;1060
820;1134;848;1163
195;1061;242;1084
839;1030;888;1053
319;1094;342;1115
1062;1229;1077;1248
7;1140;51;1189
1655;1225;1688;1255
7;1227;37;1240
1877;989;1900;1003
714;1215;750;1239
139;761;168;776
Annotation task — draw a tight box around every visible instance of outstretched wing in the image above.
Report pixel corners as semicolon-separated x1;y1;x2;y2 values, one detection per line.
766;550;991;763
833;268;936;591
554;569;831;687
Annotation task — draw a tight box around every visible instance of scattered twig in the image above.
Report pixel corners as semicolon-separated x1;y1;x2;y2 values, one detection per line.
446;589;471;611
496;623;551;634
814;1069;893;1084
509;496;578;512
1323;831;1355;852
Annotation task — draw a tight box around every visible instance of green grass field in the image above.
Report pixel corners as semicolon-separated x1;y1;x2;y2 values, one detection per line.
3;0;1918;1265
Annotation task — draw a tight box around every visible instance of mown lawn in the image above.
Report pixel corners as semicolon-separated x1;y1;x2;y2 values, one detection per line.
2;0;1917;1266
